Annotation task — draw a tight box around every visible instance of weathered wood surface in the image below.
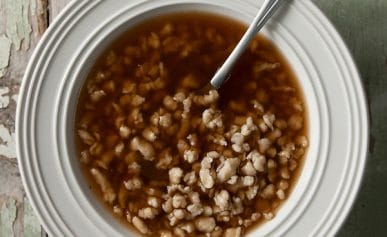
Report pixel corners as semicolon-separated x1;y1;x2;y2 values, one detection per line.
0;0;386;236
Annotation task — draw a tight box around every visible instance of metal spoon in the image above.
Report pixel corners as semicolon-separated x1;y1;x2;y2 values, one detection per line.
209;0;285;89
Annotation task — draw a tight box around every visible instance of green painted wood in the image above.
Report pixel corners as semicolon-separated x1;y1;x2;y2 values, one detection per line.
22;198;41;237
312;0;387;236
0;198;17;237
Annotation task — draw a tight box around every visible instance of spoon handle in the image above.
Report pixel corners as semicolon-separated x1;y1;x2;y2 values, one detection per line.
210;0;285;89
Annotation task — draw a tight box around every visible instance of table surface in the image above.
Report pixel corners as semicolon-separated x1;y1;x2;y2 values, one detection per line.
0;0;386;236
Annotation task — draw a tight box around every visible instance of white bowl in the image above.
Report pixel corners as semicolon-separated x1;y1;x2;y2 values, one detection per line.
16;0;369;236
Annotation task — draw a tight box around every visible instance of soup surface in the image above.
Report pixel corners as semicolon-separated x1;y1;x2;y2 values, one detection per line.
75;12;308;236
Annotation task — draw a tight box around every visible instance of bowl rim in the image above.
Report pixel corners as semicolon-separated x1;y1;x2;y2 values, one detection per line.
59;2;323;236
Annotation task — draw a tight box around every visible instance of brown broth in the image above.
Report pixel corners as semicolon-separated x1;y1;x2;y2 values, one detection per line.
75;12;308;236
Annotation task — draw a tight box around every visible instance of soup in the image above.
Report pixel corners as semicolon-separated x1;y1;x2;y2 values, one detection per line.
75;12;308;236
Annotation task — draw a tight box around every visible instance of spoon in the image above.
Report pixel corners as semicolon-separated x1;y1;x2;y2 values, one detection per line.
209;0;285;90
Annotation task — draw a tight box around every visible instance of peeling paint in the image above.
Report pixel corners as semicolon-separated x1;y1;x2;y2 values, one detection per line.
23;198;40;237
4;0;32;50
0;198;17;237
0;87;10;109
0;35;11;78
0;125;16;159
30;0;36;16
12;94;18;103
0;159;24;200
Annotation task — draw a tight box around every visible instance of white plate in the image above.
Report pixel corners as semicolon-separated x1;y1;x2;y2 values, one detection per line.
16;0;369;236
